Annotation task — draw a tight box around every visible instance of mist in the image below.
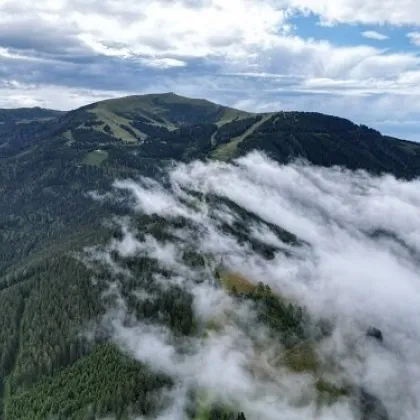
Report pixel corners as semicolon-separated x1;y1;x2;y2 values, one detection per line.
87;152;420;419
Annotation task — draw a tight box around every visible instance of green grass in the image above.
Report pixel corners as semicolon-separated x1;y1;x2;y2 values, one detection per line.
92;93;249;128
283;342;319;373
215;109;251;127
194;391;212;420
212;114;273;160
218;271;257;294
316;379;350;402
63;130;75;143
87;107;144;142
74;93;253;146
82;150;108;166
212;137;243;160
209;268;352;411
94;93;198;120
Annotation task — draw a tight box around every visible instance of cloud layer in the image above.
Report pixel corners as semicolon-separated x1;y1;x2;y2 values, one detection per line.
88;152;420;419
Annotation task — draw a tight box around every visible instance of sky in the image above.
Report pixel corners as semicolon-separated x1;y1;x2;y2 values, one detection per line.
86;151;420;419
1;0;420;140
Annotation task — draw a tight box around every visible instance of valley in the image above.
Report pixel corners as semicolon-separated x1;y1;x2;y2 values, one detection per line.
0;93;418;419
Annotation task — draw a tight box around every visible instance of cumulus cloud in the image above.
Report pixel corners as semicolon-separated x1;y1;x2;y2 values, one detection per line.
407;31;420;46
0;0;290;60
0;79;128;109
289;0;420;26
1;0;420;139
0;1;417;88
361;31;389;41
87;151;420;419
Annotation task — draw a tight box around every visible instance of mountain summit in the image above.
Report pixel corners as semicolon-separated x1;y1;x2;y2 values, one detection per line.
66;92;251;143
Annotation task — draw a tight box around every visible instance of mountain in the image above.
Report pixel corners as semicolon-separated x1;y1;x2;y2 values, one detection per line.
0;107;63;124
0;93;417;419
3;92;419;174
58;92;250;144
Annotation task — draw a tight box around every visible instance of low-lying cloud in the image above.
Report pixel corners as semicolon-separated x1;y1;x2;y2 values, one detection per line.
88;151;420;419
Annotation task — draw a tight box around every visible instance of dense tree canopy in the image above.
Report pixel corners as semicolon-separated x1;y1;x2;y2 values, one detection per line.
0;94;401;418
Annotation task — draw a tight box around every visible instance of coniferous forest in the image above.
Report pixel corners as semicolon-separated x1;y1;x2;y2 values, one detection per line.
0;93;414;419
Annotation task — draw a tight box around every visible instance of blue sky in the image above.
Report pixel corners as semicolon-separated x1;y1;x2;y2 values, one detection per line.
0;0;420;140
293;14;415;51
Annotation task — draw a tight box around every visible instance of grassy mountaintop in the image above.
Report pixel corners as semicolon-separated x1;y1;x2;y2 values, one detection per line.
69;92;251;142
88;92;251;126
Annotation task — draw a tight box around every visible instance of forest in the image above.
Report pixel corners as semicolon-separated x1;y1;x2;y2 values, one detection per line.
0;93;410;418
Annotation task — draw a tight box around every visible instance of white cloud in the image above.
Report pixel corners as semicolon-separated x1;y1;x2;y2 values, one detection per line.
0;0;420;139
0;0;415;80
361;30;389;41
1;73;419;143
0;79;128;109
138;57;187;69
87;151;420;419
407;31;420;46
3;0;420;38
0;0;290;60
289;0;420;26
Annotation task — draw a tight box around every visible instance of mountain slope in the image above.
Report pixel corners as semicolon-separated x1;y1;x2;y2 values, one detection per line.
0;107;64;124
213;111;420;179
90;92;250;127
2;93;419;177
0;93;418;419
66;92;251;143
2;93;420;274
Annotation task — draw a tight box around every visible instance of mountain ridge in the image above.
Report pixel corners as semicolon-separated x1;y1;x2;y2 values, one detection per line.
0;93;403;142
1;92;420;273
1;93;419;171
